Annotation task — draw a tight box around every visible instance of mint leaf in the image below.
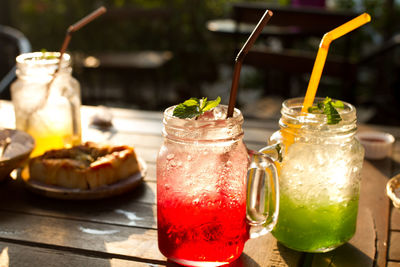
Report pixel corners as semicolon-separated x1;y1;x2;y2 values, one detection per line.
173;103;201;118
39;48;57;60
202;96;221;112
173;96;221;119
332;100;344;109
183;98;199;107
324;101;342;125
307;97;343;125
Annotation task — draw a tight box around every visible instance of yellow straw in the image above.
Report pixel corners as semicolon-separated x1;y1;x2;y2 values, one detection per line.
301;13;371;113
277;13;371;152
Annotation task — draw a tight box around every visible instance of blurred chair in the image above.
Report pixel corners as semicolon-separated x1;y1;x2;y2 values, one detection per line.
0;25;31;98
355;33;400;124
235;2;360;101
73;7;173;108
208;2;360;102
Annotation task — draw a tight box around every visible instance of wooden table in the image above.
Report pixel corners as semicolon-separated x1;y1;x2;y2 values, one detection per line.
0;100;399;267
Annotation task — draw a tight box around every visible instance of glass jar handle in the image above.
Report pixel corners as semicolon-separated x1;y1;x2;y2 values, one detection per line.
246;149;280;238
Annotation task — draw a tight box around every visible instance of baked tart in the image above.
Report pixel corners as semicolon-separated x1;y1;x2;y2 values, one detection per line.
28;142;140;189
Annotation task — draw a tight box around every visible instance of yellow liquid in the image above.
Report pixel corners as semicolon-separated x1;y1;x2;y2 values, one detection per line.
28;131;81;157
15;100;82;157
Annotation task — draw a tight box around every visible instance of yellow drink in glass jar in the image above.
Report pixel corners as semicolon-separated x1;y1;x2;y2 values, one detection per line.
11;52;81;157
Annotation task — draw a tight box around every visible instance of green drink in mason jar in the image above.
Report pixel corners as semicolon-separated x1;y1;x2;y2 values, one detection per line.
264;97;364;252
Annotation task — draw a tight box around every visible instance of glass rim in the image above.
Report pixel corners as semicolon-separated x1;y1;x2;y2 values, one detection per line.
163;104;243;126
162;105;244;142
281;97;357;124
16;52;71;66
282;97;355;115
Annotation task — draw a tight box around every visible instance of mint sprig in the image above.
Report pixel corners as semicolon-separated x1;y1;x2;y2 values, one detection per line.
39;49;57;60
173;96;221;119
307;97;344;125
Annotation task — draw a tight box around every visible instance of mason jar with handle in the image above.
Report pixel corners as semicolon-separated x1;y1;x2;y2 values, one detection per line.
261;97;364;252
11;52;81;157
156;105;279;266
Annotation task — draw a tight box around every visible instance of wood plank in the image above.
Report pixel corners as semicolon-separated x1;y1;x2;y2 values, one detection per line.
146;163;156;183
241;234;302;267
0;178;157;227
391;141;400;176
81;103;163;122
392;208;400;231
3;100;400;139
84;130;163;149
359;160;390;267
264;239;303;267
0;210;289;266
1;100;279;132
83;127;270;151
0;210;165;261
0;101;14;129
0;241;159;267
389;232;400;261
387;261;400;267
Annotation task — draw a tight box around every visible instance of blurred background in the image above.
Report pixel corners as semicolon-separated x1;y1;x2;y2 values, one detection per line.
0;0;399;125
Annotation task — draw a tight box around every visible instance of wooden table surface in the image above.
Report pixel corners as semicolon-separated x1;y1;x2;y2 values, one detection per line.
0;100;399;267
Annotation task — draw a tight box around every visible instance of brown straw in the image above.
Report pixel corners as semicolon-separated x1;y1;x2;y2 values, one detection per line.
24;6;107;134
57;6;107;138
58;6;107;69
227;10;273;118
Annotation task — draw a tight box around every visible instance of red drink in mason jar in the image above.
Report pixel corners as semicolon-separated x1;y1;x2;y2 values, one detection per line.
157;104;279;266
157;148;249;264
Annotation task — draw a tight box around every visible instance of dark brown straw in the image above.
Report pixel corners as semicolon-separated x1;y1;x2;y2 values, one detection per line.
56;6;106;137
227;10;273;118
28;6;107;135
58;6;107;68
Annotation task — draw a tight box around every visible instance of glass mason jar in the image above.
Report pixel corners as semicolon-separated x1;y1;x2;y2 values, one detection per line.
263;97;364;252
157;105;279;266
11;52;81;157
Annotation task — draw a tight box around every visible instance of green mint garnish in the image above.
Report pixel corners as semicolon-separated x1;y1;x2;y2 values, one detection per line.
173;96;221;119
39;49;57;60
307;97;344;125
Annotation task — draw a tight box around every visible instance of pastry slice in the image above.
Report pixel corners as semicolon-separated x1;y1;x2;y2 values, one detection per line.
29;142;140;189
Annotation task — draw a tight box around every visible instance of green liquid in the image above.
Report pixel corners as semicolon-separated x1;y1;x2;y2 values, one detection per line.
272;193;359;252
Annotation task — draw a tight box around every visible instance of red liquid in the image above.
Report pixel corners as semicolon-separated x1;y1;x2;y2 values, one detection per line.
157;145;249;265
158;196;249;265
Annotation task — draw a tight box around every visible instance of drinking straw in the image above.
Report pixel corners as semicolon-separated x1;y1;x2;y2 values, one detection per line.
276;13;371;152
57;6;107;138
227;10;273;118
58;6;107;71
301;13;371;113
27;6;107;137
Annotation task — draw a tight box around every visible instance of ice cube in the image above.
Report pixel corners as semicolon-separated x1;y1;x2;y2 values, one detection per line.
196;106;228;121
30;95;73;135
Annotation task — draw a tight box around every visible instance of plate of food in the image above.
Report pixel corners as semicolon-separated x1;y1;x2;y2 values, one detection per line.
0;128;35;182
21;142;146;200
